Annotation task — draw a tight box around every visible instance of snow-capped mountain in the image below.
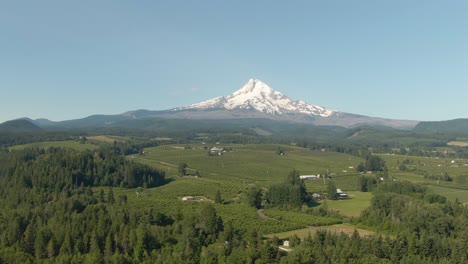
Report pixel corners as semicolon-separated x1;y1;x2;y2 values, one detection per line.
175;79;336;117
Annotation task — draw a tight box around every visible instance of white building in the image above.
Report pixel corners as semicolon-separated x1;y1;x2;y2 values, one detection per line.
300;175;319;180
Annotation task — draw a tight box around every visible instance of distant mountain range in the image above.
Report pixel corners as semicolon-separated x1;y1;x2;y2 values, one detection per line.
165;79;418;129
2;79;467;134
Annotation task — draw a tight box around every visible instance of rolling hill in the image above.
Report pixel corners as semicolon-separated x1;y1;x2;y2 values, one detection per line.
414;119;468;135
0;119;42;132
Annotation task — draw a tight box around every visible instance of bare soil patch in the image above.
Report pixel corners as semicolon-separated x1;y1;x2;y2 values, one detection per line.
448;141;468;147
88;135;126;143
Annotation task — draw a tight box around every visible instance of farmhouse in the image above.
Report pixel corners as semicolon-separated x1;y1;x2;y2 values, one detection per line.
210;147;225;156
336;189;348;199
181;196;195;201
211;147;223;152
300;175;319;180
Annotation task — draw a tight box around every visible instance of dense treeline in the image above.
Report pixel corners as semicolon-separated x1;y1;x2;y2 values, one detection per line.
0;185;230;263
0;148;285;263
265;170;307;209
356;155;386;172
103;140;160;156
279;181;468;263
281;227;468;264
4;127;467;160
356;181;468;262
0;132;81;148
0;147;165;191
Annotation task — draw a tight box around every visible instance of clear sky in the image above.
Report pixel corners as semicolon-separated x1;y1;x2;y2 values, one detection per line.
1;0;467;123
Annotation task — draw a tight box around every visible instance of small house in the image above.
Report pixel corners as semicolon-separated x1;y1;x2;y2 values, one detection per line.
182;196;195;201
336;189;348;199
300;175;318;180
210;147;224;155
211;147;223;152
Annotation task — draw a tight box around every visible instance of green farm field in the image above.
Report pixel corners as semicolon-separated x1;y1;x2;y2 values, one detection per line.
127;144;468;236
378;153;468;202
119;144;374;235
427;185;468;203
380;153;468;179
138;144;363;189
111;180;326;235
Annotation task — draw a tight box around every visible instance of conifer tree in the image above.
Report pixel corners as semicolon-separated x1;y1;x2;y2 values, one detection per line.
215;190;222;204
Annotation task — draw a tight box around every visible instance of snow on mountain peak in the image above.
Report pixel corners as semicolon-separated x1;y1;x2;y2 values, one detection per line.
175;79;336;117
236;79;274;95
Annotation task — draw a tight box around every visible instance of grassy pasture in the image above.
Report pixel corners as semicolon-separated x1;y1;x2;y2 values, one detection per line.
9;140;99;151
319;191;373;217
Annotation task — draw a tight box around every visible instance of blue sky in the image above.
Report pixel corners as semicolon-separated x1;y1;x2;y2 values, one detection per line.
1;0;467;123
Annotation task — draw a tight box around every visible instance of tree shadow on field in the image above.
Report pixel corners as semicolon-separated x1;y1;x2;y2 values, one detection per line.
306;200;321;208
162;178;175;186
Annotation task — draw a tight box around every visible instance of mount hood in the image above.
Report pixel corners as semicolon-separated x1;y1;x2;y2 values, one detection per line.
175;79;335;117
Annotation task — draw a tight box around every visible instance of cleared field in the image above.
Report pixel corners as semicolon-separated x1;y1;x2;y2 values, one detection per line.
9;140;99;151
319;191;373;217
252;127;273;136
264;224;375;240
